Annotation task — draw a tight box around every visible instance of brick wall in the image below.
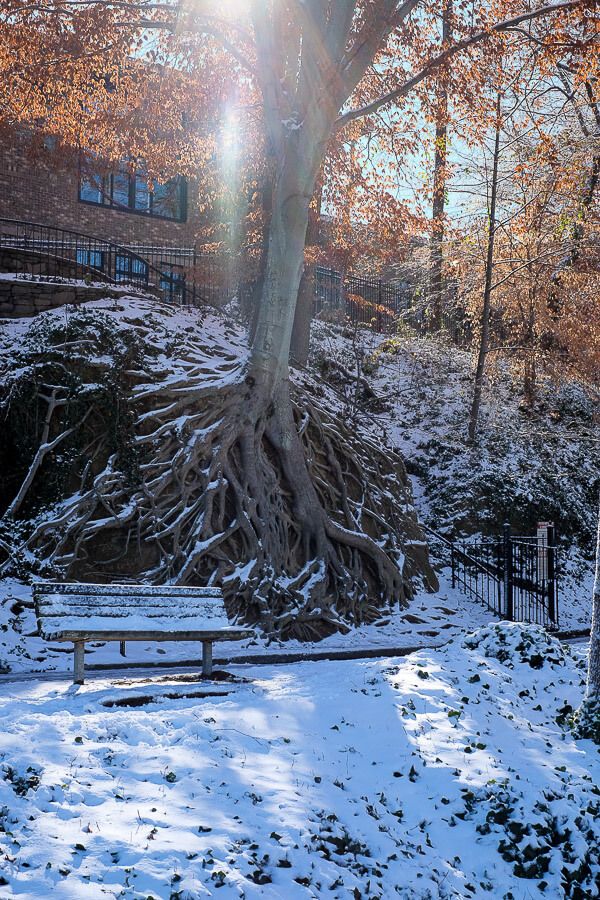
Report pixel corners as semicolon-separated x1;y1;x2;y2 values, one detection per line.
0;132;204;247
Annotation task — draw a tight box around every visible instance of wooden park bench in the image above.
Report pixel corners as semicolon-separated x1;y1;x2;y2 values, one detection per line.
33;582;253;684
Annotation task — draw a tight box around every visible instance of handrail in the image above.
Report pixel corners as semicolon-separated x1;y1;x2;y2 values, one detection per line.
423;524;502;580
420;522;453;547
0;216;185;300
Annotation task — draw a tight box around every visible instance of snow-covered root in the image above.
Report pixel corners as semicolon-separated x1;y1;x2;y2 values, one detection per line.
0;304;435;639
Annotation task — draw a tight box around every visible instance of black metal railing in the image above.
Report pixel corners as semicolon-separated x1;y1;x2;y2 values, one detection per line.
0;218;192;303
313;264;470;342
509;533;558;627
424;522;559;629
124;242;258;309
0;217;472;341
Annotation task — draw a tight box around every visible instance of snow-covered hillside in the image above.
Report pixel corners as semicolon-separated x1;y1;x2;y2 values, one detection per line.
307;320;599;547
304;320;599;629
0;298;596;676
0;623;598;899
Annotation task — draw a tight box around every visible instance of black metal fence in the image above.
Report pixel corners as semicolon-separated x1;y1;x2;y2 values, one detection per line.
124;243;257;308
314;266;409;329
425;523;559;629
313;264;470;342
0;217;471;341
0;219;263;310
0;218;181;298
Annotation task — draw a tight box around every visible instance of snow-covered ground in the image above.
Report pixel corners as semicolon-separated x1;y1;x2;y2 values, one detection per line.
0;299;595;675
1;299;598;898
0;572;500;676
305;319;598;631
1;623;598;899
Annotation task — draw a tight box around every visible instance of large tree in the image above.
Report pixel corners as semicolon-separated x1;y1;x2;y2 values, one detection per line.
1;0;597;635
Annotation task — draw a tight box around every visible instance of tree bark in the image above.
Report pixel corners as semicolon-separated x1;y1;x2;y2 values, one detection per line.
246;173;272;336
429;0;452;329
575;498;600;741
249;103;332;392
290;271;314;367
290;180;323;367
586;500;600;700
468;93;502;443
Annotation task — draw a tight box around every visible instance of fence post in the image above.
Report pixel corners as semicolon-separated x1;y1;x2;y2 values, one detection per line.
546;524;556;623
450;543;456;589
192;246;197;307
503;522;513;620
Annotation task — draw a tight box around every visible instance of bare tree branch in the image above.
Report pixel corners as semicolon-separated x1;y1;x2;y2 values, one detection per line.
336;0;595;128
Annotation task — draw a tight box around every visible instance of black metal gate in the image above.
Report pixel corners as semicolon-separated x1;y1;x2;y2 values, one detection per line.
425;523;559;629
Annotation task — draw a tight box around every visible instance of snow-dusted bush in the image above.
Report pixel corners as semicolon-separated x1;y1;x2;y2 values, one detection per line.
462;621;569;669
458;779;600;897
572;696;600;744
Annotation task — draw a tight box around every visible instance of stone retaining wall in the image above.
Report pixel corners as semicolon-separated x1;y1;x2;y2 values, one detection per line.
0;247;88;280
0;277;128;317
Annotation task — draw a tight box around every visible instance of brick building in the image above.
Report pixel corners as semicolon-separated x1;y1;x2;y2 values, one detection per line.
0;130;203;248
0;130;225;303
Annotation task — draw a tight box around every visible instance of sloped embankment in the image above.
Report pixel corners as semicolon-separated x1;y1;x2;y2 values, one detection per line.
0;297;435;638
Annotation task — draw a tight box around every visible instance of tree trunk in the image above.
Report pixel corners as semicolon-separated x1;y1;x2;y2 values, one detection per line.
290;180;323;367
586;502;600;699
575;499;600;742
249;126;325;390
246;174;272;335
290;271;314;367
468;94;502;443
429;0;452;329
522;262;536;407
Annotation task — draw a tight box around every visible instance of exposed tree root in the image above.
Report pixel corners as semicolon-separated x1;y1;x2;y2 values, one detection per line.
1;301;435;639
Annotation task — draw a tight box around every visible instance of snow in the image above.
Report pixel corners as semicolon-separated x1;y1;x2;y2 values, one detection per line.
0;623;598;899
0;296;598;897
40;617;242;638
304;320;599;632
0;272;147;291
0;572;498;675
0;298;595;676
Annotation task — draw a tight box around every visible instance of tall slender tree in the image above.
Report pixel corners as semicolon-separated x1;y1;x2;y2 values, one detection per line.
429;0;453;328
575;500;600;742
468;91;503;443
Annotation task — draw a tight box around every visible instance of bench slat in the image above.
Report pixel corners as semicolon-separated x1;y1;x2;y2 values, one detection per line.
37;594;225;614
36;592;224;604
41;615;232;640
33;582;222;598
40;627;253;642
36;604;227;619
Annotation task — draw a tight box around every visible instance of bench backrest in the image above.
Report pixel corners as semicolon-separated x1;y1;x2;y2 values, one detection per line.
33;581;230;638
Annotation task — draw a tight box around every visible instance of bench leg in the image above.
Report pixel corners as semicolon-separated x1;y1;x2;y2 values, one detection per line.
73;641;85;685
202;641;213;678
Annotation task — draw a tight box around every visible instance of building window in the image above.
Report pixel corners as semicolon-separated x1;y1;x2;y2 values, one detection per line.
134;174;151;212
76;249;105;271
111;170;130;210
160;267;186;302
115;254;148;283
79;174;107;205
79;167;187;222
